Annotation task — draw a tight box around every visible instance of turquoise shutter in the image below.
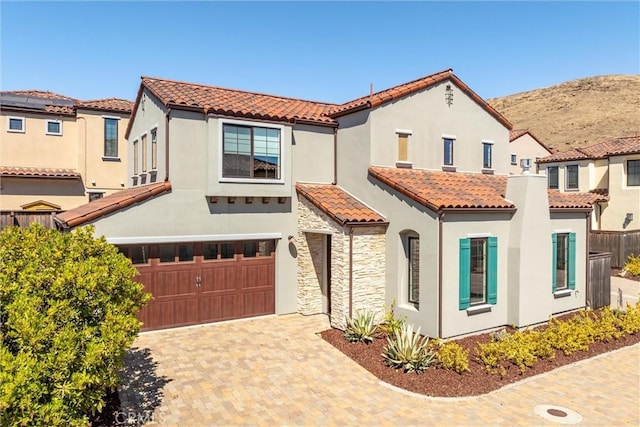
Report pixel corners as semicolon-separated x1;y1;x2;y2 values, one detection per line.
568;232;576;290
551;233;557;293
487;237;498;304
459;238;471;310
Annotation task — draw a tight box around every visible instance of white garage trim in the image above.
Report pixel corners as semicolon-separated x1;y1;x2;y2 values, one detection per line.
107;233;282;245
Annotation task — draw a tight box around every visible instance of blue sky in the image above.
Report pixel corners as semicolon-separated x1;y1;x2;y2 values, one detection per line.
1;1;638;103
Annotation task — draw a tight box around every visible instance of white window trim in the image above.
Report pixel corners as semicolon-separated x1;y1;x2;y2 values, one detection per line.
443;136;455;167
510;153;517;165
466;304;492;315
7;116;25;133
45;119;63;136
553;289;573;298
467;232;492;238
218;118;285;184
553;229;573;234
150;127;158;171
565;164;579;191
624;157;640;189
441;134;456;139
481;139;495;145
101;115;122;120
396;128;413;135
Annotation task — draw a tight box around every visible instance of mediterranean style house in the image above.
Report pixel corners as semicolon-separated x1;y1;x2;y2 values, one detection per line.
55;70;606;338
0;90;133;211
508;129;553;175
537;136;640;231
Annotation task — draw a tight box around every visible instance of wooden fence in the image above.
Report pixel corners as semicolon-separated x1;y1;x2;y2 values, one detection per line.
589;229;640;268
588;251;611;309
0;211;61;230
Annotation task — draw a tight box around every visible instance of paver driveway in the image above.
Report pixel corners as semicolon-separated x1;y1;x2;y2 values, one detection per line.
119;314;640;426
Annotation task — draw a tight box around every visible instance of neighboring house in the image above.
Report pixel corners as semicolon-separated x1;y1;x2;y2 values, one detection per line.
0;90;133;211
537;136;640;231
508;129;553;175
55;70;604;338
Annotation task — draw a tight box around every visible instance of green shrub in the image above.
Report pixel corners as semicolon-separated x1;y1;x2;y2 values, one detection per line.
591;307;624;341
382;324;435;373
0;224;150;426
546;311;595;355
378;298;406;336
344;310;378;343
623;253;640;277
435;341;470;373
616;301;640;334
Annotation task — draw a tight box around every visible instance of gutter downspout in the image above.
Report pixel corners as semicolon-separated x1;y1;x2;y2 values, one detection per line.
438;211;444;338
585;212;591;308
165;108;171;181
332;127;338;185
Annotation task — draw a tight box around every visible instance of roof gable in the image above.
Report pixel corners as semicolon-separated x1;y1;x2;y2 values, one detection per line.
539;136;640;163
509;129;553;153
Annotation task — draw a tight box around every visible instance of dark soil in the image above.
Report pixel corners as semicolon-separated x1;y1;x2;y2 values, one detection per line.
612;268;640;282
320;316;640;397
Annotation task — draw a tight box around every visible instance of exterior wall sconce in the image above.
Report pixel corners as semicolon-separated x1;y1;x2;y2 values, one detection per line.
445;84;454;107
287;235;295;242
626;213;633;221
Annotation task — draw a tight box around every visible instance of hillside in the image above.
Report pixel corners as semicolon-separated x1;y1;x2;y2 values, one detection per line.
488;75;640;152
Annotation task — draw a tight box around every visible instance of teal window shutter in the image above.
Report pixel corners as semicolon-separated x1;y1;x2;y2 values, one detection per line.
459;238;471;310
551;233;557;292
568;232;576;290
487;237;498;304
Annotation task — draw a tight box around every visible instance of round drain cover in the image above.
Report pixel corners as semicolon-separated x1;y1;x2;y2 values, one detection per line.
534;405;582;424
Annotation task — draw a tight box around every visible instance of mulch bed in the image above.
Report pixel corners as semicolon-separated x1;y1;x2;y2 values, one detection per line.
320;320;640;397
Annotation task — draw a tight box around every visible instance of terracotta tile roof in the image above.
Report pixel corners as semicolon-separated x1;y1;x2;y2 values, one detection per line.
547;190;609;209
368;166;514;212
539;136;640;163
55;181;172;229
328;69;512;129
140;76;338;125
296;183;386;225
1;90;77;101
0;166;80;179
75;98;134;113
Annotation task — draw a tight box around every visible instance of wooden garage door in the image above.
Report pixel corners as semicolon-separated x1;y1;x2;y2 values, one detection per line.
119;240;275;331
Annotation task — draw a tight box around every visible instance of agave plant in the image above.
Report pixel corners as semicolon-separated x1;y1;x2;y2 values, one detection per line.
382;323;435;373
344;310;378;343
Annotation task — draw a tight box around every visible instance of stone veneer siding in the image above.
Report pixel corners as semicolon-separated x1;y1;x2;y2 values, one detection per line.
297;197;386;329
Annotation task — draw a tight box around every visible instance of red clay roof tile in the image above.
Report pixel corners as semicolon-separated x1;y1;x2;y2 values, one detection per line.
539;136;640;163
547;190;609;209
75;98;134;113
368;166;514;212
140;76;338;125
296;183;386;225
2;90;77;101
0;166;80;179
55;181;172;229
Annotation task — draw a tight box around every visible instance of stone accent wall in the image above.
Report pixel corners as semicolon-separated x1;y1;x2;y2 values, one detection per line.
297;197;386;330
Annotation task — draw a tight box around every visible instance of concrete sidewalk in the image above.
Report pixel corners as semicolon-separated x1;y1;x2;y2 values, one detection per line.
611;275;640;309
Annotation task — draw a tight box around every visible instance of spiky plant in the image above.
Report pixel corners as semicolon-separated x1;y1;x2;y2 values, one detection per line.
382;323;435;373
344;310;378;343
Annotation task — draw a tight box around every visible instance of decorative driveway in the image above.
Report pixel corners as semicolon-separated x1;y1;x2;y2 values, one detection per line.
119;314;640;426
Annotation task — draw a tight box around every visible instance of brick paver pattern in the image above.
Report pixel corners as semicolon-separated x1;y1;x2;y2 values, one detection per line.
119;314;640;426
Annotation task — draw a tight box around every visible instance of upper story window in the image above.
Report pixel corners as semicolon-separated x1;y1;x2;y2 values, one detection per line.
565;165;579;190
552;232;575;292
510;154;517;165
548;166;559;189
443;138;454;166
483;142;492;169
133;140;139;175
7;116;25;133
222;124;281;179
45;119;62;136
408;236;419;306
151;128;158;170
104;118;118;158
627;159;640;186
141;134;148;173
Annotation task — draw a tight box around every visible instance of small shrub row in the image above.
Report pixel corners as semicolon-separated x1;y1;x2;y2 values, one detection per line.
623;253;640;277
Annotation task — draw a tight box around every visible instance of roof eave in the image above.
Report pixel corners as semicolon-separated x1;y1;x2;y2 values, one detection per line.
550;207;593;213
439;207;517;214
0;105;76;117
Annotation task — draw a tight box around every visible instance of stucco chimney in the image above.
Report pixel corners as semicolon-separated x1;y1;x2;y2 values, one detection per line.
505;174;553;327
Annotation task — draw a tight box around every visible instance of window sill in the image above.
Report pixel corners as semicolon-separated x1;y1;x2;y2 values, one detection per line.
395;161;413;169
554;289;573;299
102;156;121;162
564;188;579;192
219;177;284;185
481;168;495;175
399;302;419;312
46;133;63;137
466;304;492;315
7;129;25;133
441;165;457;172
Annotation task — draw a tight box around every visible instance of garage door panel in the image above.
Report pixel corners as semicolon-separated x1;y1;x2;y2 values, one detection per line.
154;299;199;329
201;263;238;293
242;289;275;317
199;294;237;323
133;272;154;328
241;261;274;290
156;270;197;298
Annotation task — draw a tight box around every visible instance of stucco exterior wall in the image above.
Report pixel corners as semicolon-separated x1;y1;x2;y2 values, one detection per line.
508;134;552;175
602;154;640;230
539;160;593;192
292;124;335;184
0;178;86;210
369;80;510;175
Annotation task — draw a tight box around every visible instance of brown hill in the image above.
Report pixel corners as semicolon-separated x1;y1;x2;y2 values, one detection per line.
488;75;640;152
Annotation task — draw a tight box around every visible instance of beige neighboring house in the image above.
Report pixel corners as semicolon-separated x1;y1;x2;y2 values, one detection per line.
55;70;604;338
0;90;132;211
508;129;553;175
537;136;640;231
